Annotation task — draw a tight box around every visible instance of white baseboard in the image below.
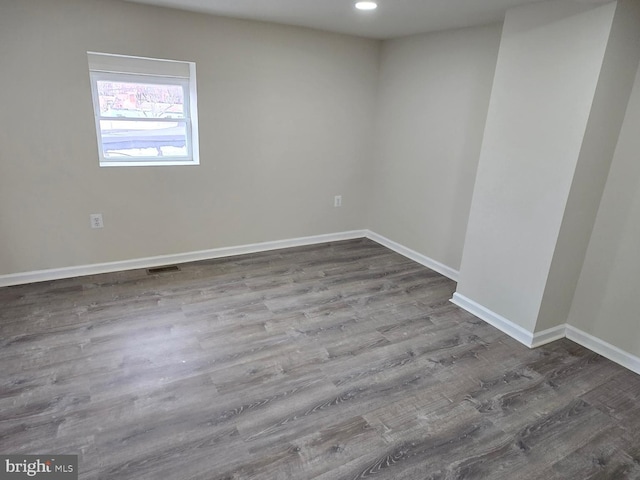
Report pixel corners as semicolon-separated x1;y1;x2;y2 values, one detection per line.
530;324;567;348
450;292;640;375
450;292;536;346
0;230;368;287
365;231;459;281
0;229;462;288
451;293;568;348
566;325;640;376
4;229;640;376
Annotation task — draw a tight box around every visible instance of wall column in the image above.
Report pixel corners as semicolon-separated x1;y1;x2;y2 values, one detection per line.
453;0;640;345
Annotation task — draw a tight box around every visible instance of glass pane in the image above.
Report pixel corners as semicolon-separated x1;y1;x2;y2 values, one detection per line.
100;120;188;159
96;80;185;119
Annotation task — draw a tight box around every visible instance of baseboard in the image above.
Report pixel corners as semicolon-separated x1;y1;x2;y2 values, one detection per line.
0;230;368;287
450;292;536;346
365;231;459;281
4;230;640;377
566;325;640;376
530;324;567;348
451;293;567;348
450;292;640;375
0;229;462;288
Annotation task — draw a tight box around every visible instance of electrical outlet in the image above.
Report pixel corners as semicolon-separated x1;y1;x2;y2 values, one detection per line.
90;213;104;229
334;195;342;208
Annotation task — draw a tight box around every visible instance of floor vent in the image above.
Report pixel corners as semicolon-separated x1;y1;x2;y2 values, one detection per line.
147;265;180;275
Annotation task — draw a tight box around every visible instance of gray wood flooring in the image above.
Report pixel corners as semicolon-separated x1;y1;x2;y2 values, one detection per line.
2;239;640;479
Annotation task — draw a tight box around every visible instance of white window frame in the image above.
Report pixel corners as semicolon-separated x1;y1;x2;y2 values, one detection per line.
88;52;200;167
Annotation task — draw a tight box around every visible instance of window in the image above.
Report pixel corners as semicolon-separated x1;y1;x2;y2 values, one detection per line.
88;52;199;167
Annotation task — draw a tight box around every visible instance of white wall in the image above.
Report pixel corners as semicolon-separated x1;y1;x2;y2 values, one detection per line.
0;0;379;275
567;61;640;357
536;0;640;332
369;24;502;270
456;1;616;332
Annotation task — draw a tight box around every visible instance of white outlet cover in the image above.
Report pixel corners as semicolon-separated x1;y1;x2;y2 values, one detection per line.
90;213;104;229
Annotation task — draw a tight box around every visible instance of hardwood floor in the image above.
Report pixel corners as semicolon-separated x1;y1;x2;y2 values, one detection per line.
2;238;640;479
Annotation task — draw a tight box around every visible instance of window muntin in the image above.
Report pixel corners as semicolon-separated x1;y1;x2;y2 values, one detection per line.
88;53;199;167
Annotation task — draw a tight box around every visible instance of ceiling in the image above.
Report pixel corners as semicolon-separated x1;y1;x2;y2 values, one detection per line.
119;0;553;39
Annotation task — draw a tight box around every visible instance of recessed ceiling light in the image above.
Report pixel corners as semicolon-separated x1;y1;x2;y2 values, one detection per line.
355;1;378;11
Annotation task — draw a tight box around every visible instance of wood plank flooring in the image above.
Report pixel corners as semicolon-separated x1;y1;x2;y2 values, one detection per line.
2;238;640;479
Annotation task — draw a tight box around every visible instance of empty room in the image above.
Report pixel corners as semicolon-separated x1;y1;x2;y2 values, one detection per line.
2;0;640;478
